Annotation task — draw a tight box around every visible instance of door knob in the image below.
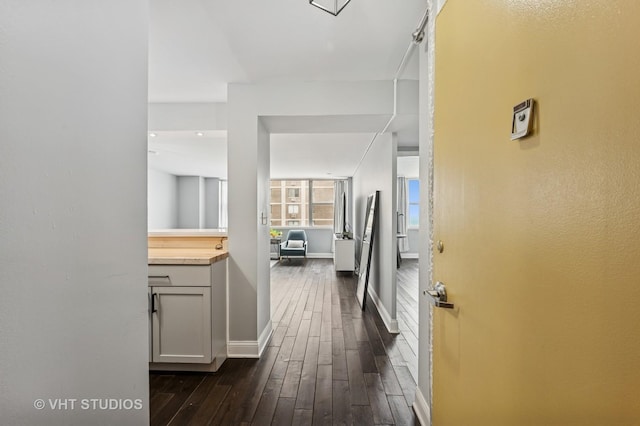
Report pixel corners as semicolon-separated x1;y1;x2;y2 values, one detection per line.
424;281;454;309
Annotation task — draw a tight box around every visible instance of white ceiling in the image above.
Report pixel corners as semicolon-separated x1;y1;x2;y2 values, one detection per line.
271;133;376;179
148;131;227;177
148;0;425;178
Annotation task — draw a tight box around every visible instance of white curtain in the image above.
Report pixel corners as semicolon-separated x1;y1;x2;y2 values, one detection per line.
397;177;410;252
218;180;228;228
333;180;347;234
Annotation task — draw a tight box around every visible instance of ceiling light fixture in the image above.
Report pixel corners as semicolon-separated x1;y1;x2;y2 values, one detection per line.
195;131;204;137
149;132;157;138
309;0;352;16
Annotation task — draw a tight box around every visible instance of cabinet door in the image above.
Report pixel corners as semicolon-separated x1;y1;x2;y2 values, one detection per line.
334;239;355;271
151;286;212;364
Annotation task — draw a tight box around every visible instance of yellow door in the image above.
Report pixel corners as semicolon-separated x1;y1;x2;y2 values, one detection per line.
431;1;640;425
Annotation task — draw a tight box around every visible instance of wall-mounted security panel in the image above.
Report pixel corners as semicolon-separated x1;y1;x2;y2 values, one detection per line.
511;98;535;140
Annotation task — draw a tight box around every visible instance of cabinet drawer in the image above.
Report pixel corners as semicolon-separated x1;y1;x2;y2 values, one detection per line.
148;265;211;287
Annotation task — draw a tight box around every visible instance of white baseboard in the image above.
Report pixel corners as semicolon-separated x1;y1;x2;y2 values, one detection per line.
413;387;431;425
228;322;272;358
227;341;259;358
401;252;419;259
367;286;399;334
258;321;273;356
306;253;333;259
277;253;333;260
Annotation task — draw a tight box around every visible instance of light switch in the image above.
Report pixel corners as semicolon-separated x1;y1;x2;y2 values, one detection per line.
511;98;534;140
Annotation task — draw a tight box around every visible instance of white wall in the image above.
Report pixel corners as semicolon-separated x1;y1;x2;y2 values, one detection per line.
177;176;204;228
353;133;398;332
204;178;220;228
148;168;178;229
148;102;227;132
0;2;149;425
276;228;335;256
256;121;271;347
405;228;420;256
149;172;222;230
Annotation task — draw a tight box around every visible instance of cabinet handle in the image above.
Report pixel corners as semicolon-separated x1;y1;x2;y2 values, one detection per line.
151;293;158;313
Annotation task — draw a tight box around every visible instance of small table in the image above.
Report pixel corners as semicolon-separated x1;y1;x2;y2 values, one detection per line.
270;237;282;260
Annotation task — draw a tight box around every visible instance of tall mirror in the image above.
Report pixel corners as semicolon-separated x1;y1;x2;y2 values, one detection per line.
356;190;379;309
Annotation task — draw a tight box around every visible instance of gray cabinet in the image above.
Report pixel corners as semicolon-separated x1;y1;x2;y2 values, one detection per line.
148;260;227;371
152;286;212;363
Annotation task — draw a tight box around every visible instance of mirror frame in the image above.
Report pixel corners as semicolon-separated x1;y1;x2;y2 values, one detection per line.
356;190;379;310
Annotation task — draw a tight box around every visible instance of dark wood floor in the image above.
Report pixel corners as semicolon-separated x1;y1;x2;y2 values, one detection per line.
150;259;419;425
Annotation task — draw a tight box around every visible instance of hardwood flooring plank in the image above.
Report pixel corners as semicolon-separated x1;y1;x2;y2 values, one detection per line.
212;346;278;425
332;380;352;426
167;374;222;425
313;276;325;313
388;395;418;426
295;336;320;410
331;302;343;329
352;317;368;341
312;364;332;425
290;319;312;361
392;365;417;407
271;397;296;426
183;384;231;426
318;340;332;365
305;279;318;312
395;338;418;382
269;325;288;348
270;335;296;381
292;408;313;425
350;405;375;426
149;392;173;426
340;314;359;351
280;360;303;399
320;320;332;343
150;373;204;426
309;311;322;337
331;328;348;381
215;358;249;386
374;355;404;396
358;340;378;374
251;378;283;426
364;373;394;425
345;349;368;406
362;312;388;356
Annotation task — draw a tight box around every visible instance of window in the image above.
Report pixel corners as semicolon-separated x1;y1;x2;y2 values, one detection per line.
270;179;335;227
408;179;419;228
311;180;334;227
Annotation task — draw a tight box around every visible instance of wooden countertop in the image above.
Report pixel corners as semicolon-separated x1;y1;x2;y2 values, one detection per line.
148;248;228;265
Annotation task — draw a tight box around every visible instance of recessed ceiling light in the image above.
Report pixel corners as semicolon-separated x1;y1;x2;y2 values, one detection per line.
195;132;204;137
149;132;157;138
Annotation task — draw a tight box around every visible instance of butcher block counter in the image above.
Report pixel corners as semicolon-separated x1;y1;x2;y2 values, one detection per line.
147;231;228;372
148;230;228;265
148;247;228;265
